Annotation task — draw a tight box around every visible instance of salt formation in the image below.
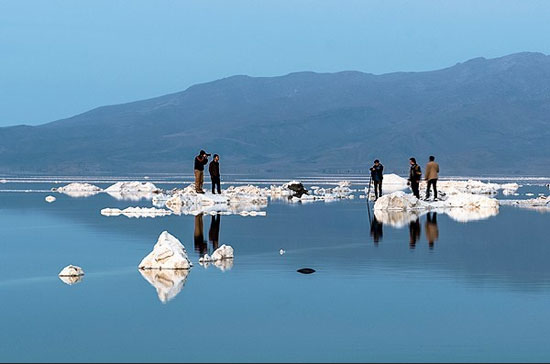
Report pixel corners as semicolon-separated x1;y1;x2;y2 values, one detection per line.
53;183;102;197
199;244;234;263
138;231;192;270
380;174;409;193
139;268;189;303
101;207;172;218
160;184;268;216
500;195;550;209
45;195;56;203
105;181;159;193
58;265;85;277
374;191;499;211
105;181;160;200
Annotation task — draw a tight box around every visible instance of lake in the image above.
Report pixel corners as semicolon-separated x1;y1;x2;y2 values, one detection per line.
1;175;550;362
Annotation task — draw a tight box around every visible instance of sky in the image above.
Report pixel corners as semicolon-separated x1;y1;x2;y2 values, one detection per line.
1;0;550;127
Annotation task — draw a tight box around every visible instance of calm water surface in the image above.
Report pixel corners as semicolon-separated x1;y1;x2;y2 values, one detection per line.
1;178;550;362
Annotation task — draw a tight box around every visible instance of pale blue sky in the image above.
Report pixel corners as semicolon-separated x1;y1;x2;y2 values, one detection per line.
1;0;549;126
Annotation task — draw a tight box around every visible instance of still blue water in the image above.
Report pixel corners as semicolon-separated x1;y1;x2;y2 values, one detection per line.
1;179;550;362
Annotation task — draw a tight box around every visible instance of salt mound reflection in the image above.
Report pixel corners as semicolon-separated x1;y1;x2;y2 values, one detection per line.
139;269;190;303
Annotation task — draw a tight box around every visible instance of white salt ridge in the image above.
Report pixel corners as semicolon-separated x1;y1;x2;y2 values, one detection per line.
374;191;499;211
105;181;160;201
54;183;102;197
59;265;84;277
139;269;189;303
101;207;172;218
162;184;268;216
45;195;56;203
499;196;550;208
138;231;192;270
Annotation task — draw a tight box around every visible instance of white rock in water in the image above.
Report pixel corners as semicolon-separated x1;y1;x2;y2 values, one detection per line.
199;254;212;263
59;265;85;277
45;195;56;203
139;268;189;303
279;249;285;255
0;179;7;183
138;231;192;270
54;183;102;197
105;181;159;193
210;244;234;261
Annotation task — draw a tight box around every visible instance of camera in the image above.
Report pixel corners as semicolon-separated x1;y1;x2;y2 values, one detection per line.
204;153;211;157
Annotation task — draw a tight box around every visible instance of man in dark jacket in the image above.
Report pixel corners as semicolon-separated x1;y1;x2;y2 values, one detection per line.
194;150;210;193
408;157;422;199
209;154;221;194
369;159;384;200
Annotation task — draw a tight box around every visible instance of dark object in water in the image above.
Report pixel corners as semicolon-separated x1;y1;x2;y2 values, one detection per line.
297;268;316;274
287;182;308;198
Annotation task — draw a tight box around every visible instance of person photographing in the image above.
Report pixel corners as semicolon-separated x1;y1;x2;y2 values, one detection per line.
194;150;210;194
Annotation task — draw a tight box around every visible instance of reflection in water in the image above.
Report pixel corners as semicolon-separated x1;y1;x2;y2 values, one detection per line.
375;206;498;228
370;215;383;245
194;213;207;256
374;210;420;228
425;212;439;249
409;218;421;249
58;275;84;285
139;269;190;303
209;215;221;251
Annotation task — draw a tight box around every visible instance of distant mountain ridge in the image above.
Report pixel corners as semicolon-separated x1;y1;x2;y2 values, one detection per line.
1;52;550;175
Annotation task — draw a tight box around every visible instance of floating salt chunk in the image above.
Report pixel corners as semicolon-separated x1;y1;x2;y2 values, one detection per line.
279;249;285;255
54;183;102;197
199;254;212;263
210;244;234;261
138;231;192;270
0;179;7;183
59;265;84;277
526;193;535;196
45;195;56;203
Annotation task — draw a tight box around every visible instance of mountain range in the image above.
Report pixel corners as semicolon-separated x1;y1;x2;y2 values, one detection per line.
1;52;550;176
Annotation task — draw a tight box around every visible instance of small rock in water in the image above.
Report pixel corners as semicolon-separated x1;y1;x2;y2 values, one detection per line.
45;195;56;203
297;268;315;274
58;265;85;277
279;249;285;255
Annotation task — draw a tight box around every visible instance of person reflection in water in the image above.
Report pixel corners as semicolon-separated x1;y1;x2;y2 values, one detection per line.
209;214;221;251
370;215;383;245
194;213;207;256
425;212;439;249
409;217;421;249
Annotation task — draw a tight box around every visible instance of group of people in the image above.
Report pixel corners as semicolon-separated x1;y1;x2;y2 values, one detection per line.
193;149;440;202
369;156;440;201
194;150;222;194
